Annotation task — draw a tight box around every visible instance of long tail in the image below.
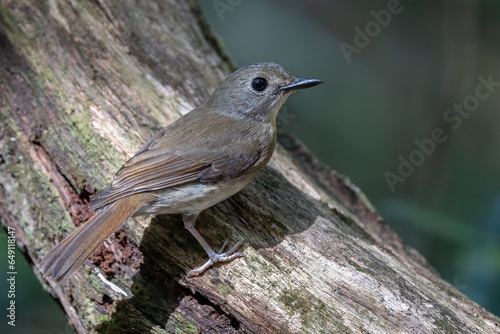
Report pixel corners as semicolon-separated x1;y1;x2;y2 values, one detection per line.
39;195;144;284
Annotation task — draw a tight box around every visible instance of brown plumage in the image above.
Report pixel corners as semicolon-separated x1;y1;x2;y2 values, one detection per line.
39;62;322;284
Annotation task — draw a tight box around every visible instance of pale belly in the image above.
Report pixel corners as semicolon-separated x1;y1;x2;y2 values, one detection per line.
133;178;251;217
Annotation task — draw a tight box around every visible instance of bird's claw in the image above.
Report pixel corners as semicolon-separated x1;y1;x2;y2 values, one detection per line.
187;239;246;277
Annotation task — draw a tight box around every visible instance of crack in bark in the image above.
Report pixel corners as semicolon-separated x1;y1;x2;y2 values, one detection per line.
188;290;241;331
27;139;95;227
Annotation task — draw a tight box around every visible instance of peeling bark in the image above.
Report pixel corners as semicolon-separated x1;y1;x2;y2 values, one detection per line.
1;0;499;333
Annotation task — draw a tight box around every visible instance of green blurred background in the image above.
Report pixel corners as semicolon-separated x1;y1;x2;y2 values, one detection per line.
1;0;499;332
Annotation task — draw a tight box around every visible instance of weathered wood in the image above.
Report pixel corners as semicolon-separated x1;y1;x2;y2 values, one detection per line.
1;0;499;333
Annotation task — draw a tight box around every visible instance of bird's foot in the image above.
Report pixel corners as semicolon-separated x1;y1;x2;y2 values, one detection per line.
187;239;245;277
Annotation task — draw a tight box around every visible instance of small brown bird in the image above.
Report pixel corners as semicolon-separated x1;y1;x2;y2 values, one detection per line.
39;62;322;283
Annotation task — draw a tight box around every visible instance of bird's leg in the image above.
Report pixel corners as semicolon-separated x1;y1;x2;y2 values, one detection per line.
183;214;245;277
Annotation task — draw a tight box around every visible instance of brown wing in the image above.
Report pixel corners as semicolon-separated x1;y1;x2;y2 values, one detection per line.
89;139;262;211
89;109;272;210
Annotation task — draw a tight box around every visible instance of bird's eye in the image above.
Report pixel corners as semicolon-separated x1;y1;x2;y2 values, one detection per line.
251;77;268;92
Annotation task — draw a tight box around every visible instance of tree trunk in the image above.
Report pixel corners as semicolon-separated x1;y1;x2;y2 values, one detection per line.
0;1;498;333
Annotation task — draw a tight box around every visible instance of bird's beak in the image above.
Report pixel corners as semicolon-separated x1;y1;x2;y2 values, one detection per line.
276;78;323;94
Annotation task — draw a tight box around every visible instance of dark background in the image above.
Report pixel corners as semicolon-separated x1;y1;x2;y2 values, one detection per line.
1;0;499;332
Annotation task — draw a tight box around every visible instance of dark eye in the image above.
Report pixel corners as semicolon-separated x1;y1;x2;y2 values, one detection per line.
252;77;268;92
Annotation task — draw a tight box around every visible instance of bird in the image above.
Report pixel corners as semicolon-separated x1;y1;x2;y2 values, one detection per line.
39;62;322;284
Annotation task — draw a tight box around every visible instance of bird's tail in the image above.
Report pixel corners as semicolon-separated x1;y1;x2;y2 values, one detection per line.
39;195;144;284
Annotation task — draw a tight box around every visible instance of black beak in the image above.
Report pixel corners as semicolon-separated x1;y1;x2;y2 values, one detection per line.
276;78;323;94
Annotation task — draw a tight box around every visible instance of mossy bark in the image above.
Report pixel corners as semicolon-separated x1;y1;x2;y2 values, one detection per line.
1;0;499;333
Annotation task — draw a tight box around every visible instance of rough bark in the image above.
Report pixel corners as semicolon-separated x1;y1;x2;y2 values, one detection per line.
0;0;499;333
